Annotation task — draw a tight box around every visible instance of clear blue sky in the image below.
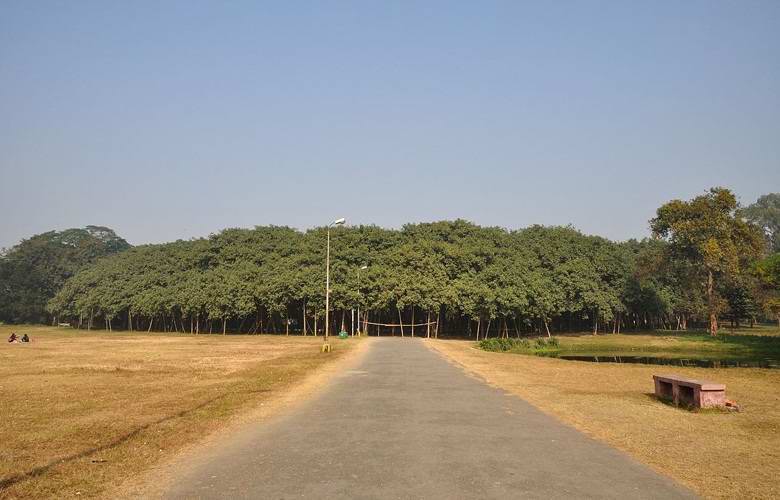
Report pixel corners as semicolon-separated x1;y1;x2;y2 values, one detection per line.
1;1;778;248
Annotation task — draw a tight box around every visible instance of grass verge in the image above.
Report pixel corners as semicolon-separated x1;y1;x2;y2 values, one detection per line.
0;325;357;499
429;337;780;499
479;326;780;360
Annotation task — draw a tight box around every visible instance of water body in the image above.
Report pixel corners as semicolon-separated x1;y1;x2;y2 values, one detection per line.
547;353;780;369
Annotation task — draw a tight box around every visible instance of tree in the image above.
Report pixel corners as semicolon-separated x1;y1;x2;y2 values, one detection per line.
0;226;130;323
754;253;780;327
741;193;780;253
651;188;765;335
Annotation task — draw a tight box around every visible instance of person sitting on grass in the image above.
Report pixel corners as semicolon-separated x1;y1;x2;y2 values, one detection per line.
21;334;30;343
7;333;18;343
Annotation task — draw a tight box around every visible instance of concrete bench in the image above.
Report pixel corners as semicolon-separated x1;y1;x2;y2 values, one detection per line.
653;374;726;408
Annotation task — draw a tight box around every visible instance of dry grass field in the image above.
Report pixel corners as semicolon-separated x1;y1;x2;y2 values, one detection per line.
0;325;357;499
429;338;780;499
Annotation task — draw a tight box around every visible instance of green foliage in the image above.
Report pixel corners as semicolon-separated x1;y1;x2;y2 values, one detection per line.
741;193;780;253
651;188;766;334
0;226;130;323
17;189;774;335
479;336;559;353
478;338;518;352
753;253;780;324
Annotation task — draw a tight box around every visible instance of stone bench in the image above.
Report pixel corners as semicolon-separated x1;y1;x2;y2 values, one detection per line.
653;374;726;408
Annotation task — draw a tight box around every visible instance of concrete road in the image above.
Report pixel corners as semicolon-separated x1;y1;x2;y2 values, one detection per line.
166;338;694;499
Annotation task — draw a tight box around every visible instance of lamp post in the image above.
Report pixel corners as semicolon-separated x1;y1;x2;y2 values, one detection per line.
324;217;345;350
356;264;367;336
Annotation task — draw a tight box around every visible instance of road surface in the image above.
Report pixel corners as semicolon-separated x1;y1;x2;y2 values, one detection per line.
166;338;694;499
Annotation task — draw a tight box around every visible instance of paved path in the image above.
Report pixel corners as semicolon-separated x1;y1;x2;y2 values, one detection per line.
166;339;694;499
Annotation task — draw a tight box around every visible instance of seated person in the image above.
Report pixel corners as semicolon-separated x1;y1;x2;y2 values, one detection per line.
21;334;30;343
8;333;18;343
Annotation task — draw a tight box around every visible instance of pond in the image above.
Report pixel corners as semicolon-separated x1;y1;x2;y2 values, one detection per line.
545;353;780;369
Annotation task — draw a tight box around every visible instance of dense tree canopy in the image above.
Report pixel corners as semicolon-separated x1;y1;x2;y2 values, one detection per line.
741;193;780;253
0;226;130;323
650;188;765;335
754;253;780;327
2;189;773;337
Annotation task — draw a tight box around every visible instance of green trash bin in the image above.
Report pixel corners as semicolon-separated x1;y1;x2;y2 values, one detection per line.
338;330;348;339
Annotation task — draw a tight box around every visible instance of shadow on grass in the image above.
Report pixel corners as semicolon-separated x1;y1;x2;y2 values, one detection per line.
0;388;269;492
642;393;735;414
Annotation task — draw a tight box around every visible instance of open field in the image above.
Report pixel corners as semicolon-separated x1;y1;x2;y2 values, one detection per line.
430;336;780;499
0;325;357;499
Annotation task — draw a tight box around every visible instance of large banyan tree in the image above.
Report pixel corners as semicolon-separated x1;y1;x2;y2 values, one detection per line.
44;215;764;337
43;188;776;336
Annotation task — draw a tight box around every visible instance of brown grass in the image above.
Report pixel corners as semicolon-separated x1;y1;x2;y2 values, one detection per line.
429;339;780;500
0;325;357;499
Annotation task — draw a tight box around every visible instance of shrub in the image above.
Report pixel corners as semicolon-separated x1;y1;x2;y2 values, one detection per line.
532;336;560;350
479;338;531;352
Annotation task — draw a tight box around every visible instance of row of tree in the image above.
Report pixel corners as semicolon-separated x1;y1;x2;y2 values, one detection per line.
28;189;776;338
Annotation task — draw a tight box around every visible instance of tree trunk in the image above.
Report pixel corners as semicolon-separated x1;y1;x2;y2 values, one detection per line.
411;307;415;337
398;308;404;337
427;311;431;339
707;269;718;336
302;301;307;336
543;318;551;338
223;318;227;335
476;317;481;341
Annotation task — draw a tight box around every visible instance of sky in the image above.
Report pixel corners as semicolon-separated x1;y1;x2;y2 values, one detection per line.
1;1;779;249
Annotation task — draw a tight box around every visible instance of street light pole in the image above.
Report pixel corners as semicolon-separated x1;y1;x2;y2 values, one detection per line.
324;218;345;351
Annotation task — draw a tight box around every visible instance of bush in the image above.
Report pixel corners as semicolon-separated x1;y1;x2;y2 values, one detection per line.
478;337;531;352
478;336;560;353
533;336;561;350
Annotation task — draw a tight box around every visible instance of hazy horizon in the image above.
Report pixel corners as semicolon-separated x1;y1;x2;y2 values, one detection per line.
2;1;779;249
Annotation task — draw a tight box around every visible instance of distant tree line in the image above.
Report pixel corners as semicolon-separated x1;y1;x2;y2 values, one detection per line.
0;226;130;323
2;189;778;337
